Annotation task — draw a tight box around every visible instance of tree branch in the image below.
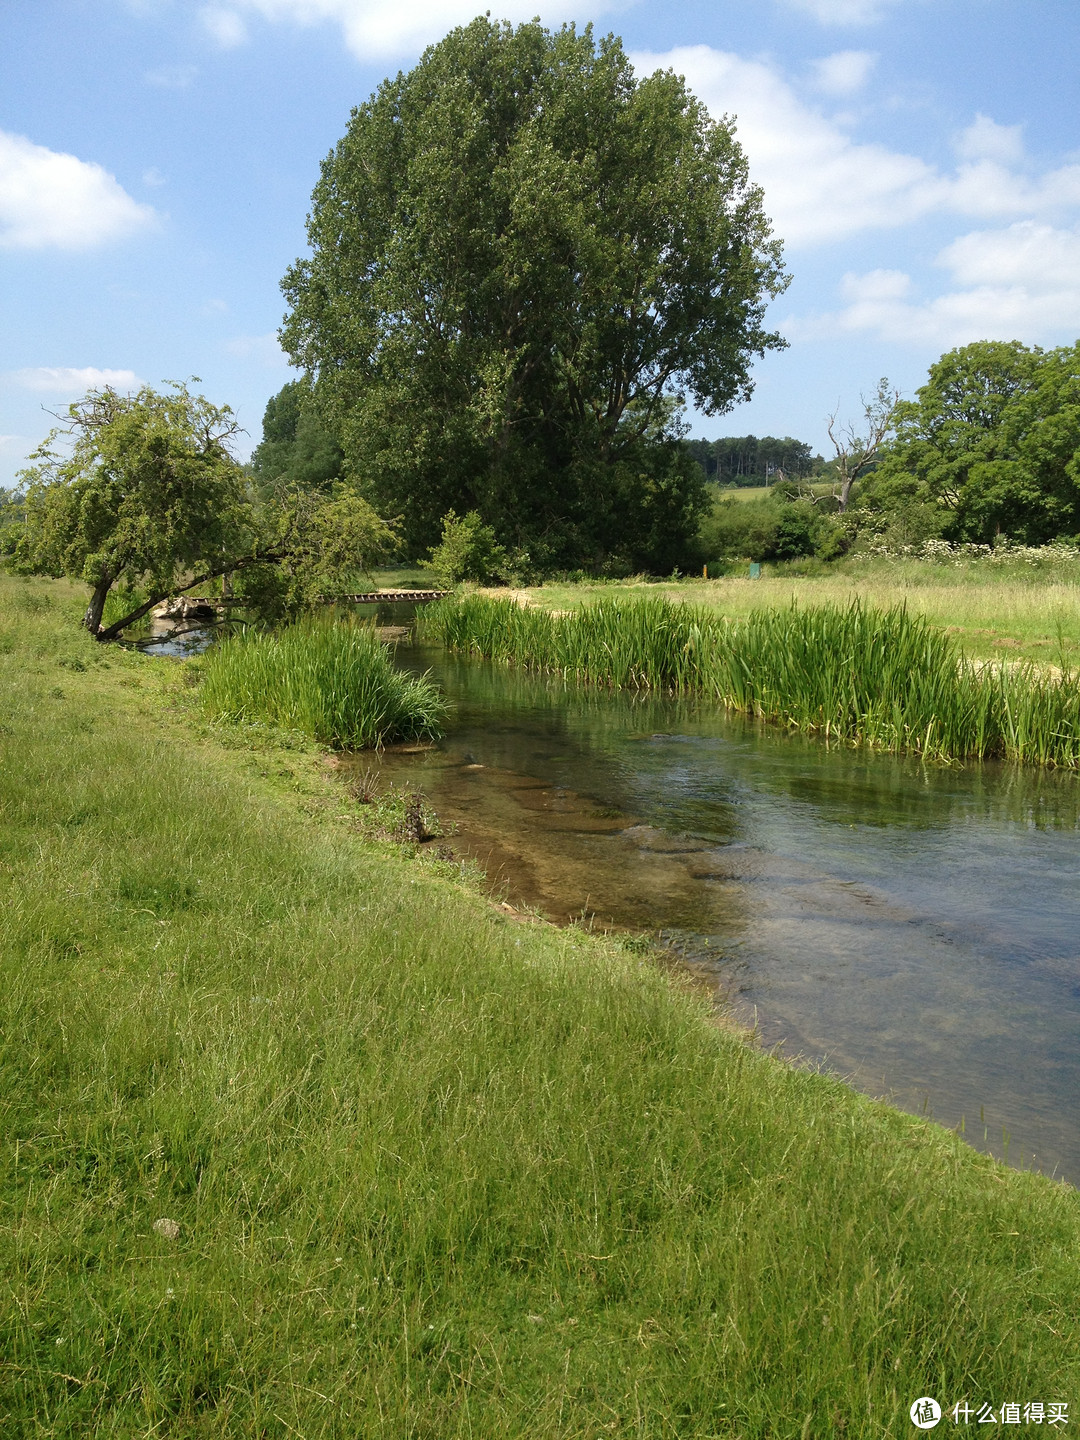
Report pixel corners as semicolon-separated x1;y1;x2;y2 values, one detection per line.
95;550;284;642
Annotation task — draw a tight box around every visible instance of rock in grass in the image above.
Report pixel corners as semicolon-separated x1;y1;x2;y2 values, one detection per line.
153;1218;181;1240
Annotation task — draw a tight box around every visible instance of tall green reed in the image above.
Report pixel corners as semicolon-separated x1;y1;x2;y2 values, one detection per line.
200;616;446;748
422;594;1080;766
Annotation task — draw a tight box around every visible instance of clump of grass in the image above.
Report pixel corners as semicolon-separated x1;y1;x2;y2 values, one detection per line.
422;593;1080;766
200;615;446;748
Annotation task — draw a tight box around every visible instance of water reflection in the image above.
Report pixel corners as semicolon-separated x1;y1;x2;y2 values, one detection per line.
132;619;220;657
371;644;1080;1184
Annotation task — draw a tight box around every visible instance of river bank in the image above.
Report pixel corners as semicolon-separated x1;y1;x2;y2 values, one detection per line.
4;571;1080;1435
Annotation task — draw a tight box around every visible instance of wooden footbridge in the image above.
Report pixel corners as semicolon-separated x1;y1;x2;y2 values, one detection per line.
316;591;449;604
160;589;448;617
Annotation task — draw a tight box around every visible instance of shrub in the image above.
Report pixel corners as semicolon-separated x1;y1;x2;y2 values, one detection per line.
766;507;818;560
425;510;508;586
699;495;827;562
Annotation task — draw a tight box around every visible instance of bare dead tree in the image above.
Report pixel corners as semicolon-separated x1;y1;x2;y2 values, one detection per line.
827;378;902;512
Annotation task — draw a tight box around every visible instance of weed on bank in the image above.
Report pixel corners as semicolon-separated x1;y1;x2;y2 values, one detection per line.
3;575;1080;1435
199;614;446;748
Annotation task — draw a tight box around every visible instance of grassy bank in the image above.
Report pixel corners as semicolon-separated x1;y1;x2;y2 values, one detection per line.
497;555;1080;668
4;574;1080;1435
425;592;1080;767
199;615;446;748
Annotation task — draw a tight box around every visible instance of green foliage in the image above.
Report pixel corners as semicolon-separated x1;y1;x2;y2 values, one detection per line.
768;505;819;560
251;379;343;496
423;592;1080;766
4;578;1080;1431
0;486;25;554
699;489;829;562
425;510;508;586
274;488;399;602
15;382;253;633
862;341;1080;544
199;615;446;748
281;17;787;570
224;489;398;623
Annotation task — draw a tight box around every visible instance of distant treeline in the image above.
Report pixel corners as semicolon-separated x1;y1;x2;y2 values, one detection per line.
686;436;825;486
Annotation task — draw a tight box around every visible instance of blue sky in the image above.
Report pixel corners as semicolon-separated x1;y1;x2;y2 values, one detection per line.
2;0;1079;484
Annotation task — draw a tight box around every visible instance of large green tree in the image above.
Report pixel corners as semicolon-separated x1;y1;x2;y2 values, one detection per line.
17;383;394;638
860;341;1080;544
251;379;343;497
280;18;788;571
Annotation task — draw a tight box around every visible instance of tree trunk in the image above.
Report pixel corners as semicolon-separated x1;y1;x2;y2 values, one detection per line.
94;550;285;643
83;577;112;635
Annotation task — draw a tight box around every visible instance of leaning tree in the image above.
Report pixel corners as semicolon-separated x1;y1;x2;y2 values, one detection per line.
280;18;789;572
16;382;395;638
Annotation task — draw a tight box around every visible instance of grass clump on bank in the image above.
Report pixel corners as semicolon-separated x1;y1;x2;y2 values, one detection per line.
5;574;1080;1434
424;592;1080;766
199;614;446;748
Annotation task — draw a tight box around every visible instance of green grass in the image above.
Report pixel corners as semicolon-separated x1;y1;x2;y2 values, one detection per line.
708;483;837;503
327;564;438;593
493;553;1080;668
199;614;447;748
423;592;1080;766
4;573;1080;1435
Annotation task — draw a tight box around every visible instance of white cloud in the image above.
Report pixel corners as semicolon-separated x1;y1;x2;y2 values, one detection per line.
200;7;248;47
809;49;877;95
0;132;156;251
791;223;1080;348
225;332;293;367
142;166;166;188
939;220;1080;291
633;47;1080;248
8;367;141;394
633;46;939;245
955;113;1025;166
225;0;603;61
781;0;902;23
943;158;1080;218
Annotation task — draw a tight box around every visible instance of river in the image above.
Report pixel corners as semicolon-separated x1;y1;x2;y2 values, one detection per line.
370;629;1080;1185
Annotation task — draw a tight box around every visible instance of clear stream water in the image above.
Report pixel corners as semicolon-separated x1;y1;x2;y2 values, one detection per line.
374;628;1080;1185
142;608;1080;1182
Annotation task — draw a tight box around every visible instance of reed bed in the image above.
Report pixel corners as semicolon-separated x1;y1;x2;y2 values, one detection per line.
422;594;1080;766
200;616;446;748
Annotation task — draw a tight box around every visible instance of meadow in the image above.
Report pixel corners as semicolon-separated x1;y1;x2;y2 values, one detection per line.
4;572;1080;1435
